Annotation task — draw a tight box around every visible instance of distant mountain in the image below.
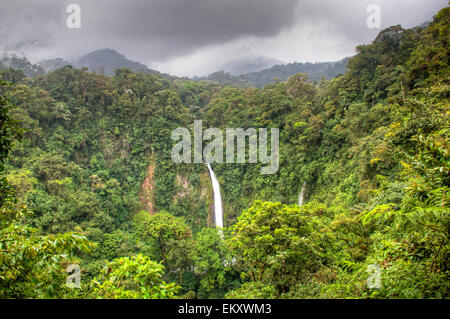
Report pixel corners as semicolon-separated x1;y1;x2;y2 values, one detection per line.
37;58;71;73
1;48;349;86
0;50;153;78
198;57;351;88
74;49;151;76
195;71;248;87
220;56;284;76
242;57;350;87
0;53;45;77
0;49;179;80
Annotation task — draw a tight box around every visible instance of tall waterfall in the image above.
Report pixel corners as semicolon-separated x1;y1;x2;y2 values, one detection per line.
298;182;307;206
206;163;223;228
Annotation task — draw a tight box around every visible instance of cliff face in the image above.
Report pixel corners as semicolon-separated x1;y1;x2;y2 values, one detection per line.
140;162;155;215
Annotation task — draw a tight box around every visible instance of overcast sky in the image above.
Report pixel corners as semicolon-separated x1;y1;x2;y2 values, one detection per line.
0;0;447;76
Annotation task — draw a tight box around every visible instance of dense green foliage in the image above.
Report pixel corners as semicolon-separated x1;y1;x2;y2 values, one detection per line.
0;80;94;298
89;254;179;299
0;7;448;299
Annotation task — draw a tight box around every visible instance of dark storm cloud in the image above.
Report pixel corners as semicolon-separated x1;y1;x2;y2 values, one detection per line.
85;0;300;59
89;0;299;40
0;0;299;60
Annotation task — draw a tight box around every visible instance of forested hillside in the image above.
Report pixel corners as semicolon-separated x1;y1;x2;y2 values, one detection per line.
0;7;448;299
198;57;349;88
0;50;178;80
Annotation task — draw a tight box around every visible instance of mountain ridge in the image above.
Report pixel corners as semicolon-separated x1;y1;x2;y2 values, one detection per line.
1;49;350;87
196;57;351;88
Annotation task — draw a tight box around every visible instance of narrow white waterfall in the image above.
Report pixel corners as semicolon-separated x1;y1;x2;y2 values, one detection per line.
298;182;307;206
206;163;223;228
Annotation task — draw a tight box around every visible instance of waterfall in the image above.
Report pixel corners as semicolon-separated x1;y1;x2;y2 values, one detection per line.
206;163;223;228
298;182;306;206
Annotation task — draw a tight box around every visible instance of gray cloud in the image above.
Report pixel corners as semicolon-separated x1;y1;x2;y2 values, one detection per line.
0;0;299;60
294;0;448;44
0;0;448;76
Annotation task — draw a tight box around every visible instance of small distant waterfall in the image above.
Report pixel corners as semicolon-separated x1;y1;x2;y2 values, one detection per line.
206;163;223;228
298;182;307;206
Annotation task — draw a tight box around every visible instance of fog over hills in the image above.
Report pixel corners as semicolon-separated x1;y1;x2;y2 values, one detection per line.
0;48;350;87
219;56;285;75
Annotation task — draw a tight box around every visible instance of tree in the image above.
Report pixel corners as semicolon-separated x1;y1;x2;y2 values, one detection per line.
136;211;193;284
0;211;94;298
141;211;192;261
90;254;179;299
191;227;237;298
229;201;322;295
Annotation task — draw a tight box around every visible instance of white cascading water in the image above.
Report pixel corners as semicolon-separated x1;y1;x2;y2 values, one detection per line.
206;163;223;228
298;182;307;206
